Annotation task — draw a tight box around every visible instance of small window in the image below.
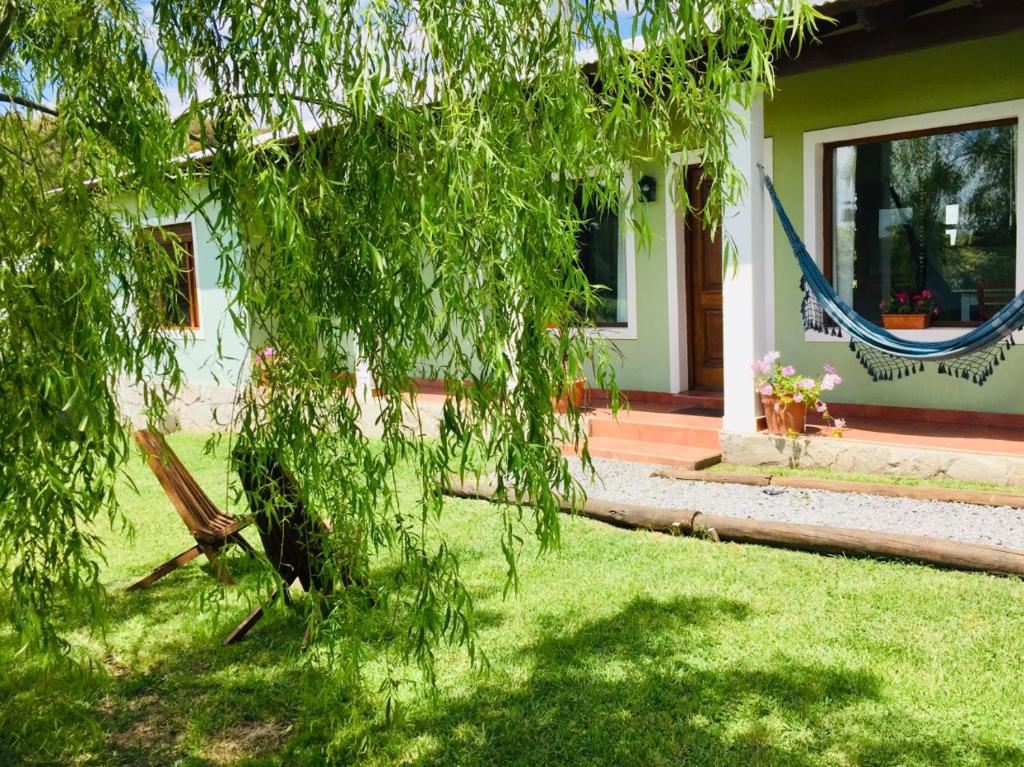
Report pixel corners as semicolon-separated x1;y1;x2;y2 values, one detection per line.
149;223;199;330
826;120;1017;326
574;189;627;327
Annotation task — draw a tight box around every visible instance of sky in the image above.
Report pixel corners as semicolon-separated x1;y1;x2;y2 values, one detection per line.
0;0;645;119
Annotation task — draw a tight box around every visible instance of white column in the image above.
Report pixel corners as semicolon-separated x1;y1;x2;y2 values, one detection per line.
352;337;375;398
722;97;768;434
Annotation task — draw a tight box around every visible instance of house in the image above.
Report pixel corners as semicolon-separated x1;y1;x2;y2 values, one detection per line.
138;0;1024;484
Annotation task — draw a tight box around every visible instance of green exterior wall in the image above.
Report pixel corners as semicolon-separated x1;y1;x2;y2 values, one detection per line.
140;190;251;388
601;159;673;393
765;30;1024;414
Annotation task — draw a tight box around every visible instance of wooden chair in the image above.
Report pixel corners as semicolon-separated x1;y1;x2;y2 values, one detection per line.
224;445;333;645
975;278;1016;321
128;429;257;591
224;445;368;646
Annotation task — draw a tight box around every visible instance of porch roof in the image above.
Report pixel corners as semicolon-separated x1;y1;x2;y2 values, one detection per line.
778;0;1024;76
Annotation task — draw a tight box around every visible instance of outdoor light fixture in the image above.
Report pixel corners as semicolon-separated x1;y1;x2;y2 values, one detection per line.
638;175;657;203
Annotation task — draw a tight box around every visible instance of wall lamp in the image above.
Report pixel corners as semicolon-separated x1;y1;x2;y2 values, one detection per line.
637;175;657;203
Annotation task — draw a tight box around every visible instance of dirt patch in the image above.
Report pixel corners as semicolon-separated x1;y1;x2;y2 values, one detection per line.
104;692;184;764
203;717;293;765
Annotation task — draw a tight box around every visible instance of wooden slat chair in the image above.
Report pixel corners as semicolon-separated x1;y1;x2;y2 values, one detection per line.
128;429;257;591
224;445;334;645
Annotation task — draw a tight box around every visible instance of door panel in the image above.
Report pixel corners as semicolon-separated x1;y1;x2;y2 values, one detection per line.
685;166;724;390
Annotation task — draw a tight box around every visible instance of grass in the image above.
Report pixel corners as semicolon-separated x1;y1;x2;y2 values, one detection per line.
4;433;1024;765
711;462;1024;495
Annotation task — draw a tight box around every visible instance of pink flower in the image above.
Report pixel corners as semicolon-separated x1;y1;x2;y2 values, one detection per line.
921;289;932;299
896;292;908;303
821;373;841;391
781;365;795;376
815;400;828;413
752;359;769;374
261;347;276;358
793;393;804;403
834;418;846;429
764;351;781;364
759;384;773;396
823;362;836;375
932;307;940;316
879;299;889;311
797;377;815;390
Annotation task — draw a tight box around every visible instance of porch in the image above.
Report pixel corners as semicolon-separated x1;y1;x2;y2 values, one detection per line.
574;393;1024;488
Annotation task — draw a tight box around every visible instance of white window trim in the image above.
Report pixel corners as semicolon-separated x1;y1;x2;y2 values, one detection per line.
588;167;638;340
137;213;206;341
802;98;1024;343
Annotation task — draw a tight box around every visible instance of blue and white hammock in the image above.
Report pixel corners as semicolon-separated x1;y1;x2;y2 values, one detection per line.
760;169;1024;385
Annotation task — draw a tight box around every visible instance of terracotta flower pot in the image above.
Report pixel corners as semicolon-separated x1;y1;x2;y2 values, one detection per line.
881;313;931;330
761;395;807;435
555;378;587;414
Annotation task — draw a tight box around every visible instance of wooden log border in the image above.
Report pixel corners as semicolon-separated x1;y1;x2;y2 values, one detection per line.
652;469;1024;510
445;479;1024;578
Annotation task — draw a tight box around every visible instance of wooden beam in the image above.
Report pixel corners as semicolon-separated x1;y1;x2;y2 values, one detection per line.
817;0;899;14
446;478;1024;577
654;467;1024;510
778;0;1024;76
857;0;908;32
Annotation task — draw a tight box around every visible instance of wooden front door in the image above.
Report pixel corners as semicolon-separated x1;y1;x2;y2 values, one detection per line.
685;166;724;391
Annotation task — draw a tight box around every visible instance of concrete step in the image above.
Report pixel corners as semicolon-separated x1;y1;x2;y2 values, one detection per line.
566;437;722;470
588;415;721;449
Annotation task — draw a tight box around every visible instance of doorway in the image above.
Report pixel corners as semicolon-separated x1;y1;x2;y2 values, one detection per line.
684;165;724;391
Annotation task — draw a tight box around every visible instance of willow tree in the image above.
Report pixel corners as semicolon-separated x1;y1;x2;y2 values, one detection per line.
0;0;814;665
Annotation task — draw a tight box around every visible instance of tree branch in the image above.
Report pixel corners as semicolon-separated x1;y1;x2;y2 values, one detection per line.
0;92;58;117
0;1;16;66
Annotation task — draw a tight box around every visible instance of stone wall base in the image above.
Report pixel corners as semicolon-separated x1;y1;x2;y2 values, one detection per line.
720;431;1022;488
117;380;448;438
117;381;241;432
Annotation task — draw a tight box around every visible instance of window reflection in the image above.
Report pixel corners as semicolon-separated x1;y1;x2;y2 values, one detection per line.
830;121;1017;325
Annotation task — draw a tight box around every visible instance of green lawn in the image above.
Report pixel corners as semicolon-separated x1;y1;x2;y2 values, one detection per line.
4;434;1024;766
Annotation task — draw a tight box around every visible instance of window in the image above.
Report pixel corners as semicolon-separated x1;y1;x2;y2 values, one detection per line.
574;189;627;327
825;120;1017;326
149;222;199;330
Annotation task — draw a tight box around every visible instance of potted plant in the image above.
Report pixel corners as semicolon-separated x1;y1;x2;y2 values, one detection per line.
254;346;279;387
879;290;938;330
752;352;845;436
546;321;588;413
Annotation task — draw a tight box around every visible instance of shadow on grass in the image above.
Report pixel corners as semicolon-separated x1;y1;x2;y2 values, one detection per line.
390;595;1024;767
2;589;1022;766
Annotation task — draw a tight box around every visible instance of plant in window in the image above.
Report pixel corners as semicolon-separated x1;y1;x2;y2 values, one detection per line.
753;353;845;437
879;290;938;330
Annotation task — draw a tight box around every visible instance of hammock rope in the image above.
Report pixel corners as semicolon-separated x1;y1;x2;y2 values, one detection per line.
760;168;1024;385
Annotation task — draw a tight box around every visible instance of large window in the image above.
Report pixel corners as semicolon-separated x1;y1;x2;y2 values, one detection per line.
826;120;1017;326
575;190;627;327
149;222;199;330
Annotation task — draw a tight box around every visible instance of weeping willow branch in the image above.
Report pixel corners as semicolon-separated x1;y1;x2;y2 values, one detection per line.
0;0;818;690
0;92;57;116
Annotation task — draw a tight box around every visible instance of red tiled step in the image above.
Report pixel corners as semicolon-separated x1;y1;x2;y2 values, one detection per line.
565;438;722;470
588;407;721;445
588;416;721;449
590;390;724;411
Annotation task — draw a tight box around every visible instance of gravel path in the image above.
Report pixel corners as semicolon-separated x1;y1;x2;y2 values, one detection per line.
567;457;1024;550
